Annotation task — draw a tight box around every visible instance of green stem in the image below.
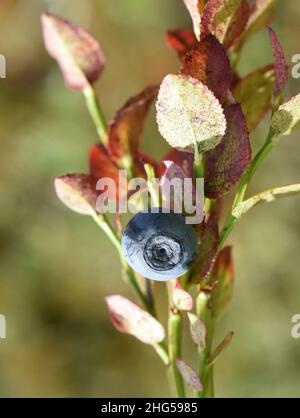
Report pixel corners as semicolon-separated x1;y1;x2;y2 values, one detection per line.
219;133;275;247
92;214;150;309
196;291;214;398
92;213;170;365
193;144;204;179
168;311;185;397
144;163;160;207
83;85;108;145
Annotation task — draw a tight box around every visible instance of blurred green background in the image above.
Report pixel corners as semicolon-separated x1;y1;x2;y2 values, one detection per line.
0;0;300;397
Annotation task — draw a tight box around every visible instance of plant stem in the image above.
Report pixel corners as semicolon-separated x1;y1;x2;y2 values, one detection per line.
219;132;275;247
144;163;160;207
92;214;150;309
83;85;108;145
92;213;170;365
168;310;185;397
196;291;214;398
193;144;204;179
166;282;185;397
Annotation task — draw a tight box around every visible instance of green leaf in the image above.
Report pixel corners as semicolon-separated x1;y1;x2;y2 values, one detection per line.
233;65;275;132
156;74;226;152
232;183;300;219
105;295;165;345
271;94;300;136
54;174;97;216
211;246;234;319
41;13;105;91
187;312;206;348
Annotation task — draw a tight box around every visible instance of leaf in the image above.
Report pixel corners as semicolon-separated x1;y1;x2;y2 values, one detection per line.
105;295;165;345
236;0;278;48
232;183;300;219
89;144;127;201
181;34;232;102
204;104;251;199
223;0;251;50
176;359;203;392
268;27;289;96
156;74;226;152
159;149;194;179
166;29;198;61
271;93;300;136
201;0;250;49
187;313;206;348
209;331;234;366
233;65;275;132
188;214;219;284
171;280;193;311
108;85;158;165
211;247;234;319
182;0;203;41
54;174;97;216
41;13;105;91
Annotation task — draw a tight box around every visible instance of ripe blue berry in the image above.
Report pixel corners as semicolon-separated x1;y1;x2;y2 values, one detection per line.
121;209;197;281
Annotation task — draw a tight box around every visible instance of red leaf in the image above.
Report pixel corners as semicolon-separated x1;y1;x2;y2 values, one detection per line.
188;214;219;284
54;174;97;216
181;34;232;102
268;27;289;96
89;144;126;201
204;104;251;199
105;295;165;345
108;85;158;165
41;13;105;91
165;29;198;61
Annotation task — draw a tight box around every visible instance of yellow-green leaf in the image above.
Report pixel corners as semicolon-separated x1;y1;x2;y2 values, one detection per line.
232;183;300;219
271;94;300;136
156;74;226;152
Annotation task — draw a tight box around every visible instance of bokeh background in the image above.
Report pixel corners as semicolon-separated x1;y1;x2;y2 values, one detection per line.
0;0;300;397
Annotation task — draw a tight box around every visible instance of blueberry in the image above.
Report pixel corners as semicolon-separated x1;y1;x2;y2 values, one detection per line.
121;209;197;281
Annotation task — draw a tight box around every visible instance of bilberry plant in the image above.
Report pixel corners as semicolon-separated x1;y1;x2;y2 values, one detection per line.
42;0;300;397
